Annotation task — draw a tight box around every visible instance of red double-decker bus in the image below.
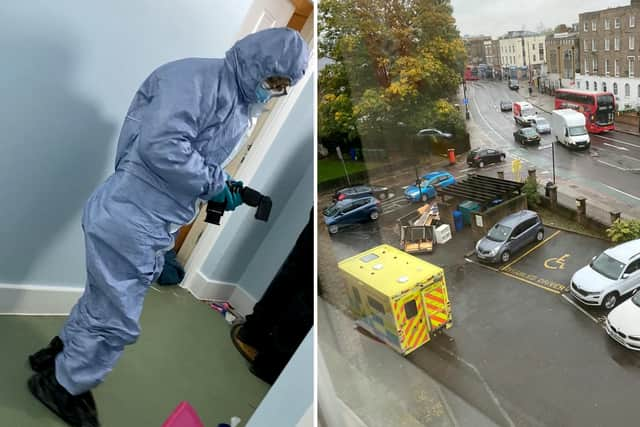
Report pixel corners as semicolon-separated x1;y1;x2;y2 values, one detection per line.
464;66;479;81
554;89;615;133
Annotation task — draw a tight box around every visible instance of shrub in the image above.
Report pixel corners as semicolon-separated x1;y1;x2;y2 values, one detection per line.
606;219;640;243
522;179;541;208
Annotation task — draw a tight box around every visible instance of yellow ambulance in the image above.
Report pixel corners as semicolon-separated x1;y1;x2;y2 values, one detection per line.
338;244;452;355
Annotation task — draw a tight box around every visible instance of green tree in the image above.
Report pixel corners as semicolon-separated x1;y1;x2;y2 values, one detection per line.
319;0;466;147
607;219;640;243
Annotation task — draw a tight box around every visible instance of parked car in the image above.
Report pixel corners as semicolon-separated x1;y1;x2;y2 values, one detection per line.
500;101;512;112
606;291;640;351
333;184;390;202
532;117;551;134
475;210;544;264
403;171;455;203
508;79;519;90
570;239;640;309
513;127;541;145
323;196;381;234
467;147;506;168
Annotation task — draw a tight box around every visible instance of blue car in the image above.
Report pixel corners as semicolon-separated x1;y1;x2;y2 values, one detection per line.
323;196;381;234
404;171;455;202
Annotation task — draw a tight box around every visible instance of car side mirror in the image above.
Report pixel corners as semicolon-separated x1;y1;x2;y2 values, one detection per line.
592;255;597;262
623;273;630;279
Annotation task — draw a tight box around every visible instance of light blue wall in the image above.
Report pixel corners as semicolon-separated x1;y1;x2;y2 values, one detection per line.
247;329;314;427
201;72;314;300
0;1;251;286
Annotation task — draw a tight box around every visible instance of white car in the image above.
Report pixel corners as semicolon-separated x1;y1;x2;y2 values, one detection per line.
569;239;640;309
606;293;640;350
533;117;551;134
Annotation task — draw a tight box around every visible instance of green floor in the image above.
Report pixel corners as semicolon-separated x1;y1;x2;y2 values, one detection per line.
0;286;269;426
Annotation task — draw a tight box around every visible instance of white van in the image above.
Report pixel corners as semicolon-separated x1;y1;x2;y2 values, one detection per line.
551;109;590;149
513;101;536;126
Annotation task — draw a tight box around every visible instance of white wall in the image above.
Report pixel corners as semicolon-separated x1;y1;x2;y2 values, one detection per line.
0;1;251;294
576;73;640;110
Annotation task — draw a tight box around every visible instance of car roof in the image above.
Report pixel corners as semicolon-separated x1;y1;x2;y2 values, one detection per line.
605;239;640;263
422;171;450;179
496;210;539;227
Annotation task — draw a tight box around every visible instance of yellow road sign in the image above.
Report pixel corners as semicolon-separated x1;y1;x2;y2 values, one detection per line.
511;159;521;182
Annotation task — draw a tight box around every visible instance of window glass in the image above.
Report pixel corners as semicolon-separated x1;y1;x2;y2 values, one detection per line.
404;300;418;319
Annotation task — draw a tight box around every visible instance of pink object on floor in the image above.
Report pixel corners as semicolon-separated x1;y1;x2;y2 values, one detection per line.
162;401;205;427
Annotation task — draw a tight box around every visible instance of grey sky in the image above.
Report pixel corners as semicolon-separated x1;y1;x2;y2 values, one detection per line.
451;0;628;37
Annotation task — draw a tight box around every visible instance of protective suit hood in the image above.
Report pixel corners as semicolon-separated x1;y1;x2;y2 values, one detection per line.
225;27;309;104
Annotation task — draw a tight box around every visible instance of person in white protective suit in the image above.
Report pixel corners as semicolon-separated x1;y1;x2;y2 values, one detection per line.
26;27;309;427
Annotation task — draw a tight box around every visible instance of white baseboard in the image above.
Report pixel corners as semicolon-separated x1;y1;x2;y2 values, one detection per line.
181;271;256;317
0;284;83;316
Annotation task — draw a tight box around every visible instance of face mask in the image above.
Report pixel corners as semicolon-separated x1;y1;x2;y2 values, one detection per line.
255;83;272;104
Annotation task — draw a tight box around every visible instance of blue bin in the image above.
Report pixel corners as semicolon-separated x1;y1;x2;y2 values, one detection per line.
453;210;464;231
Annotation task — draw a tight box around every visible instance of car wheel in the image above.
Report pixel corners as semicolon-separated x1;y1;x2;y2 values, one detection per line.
536;230;544;242
500;154;506;161
370;211;380;220
479;161;485;168
421;194;429;202
328;224;339;235
602;292;619;310
501;251;511;263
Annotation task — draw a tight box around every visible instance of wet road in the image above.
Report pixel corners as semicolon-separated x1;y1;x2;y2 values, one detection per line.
465;81;640;219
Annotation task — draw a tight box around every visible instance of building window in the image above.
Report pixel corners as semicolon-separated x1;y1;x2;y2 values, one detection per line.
584;41;589;52
615;59;620;76
592;39;597;51
615;37;620;51
630;36;635;50
605;59;610;75
631;15;636;28
584;21;589;32
605;39;610;51
613;82;618;95
593;81;597;91
629;57;635;77
586;81;589;90
625;83;631;97
637;84;640;97
603;82;607;92
592;20;597;31
585;59;589;74
615;17;621;29
577;81;581;88
592;57;597;73
605;18;610;30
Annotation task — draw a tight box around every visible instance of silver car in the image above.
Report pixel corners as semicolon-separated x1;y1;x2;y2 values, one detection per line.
475;210;544;264
533;117;551;134
570;239;640;309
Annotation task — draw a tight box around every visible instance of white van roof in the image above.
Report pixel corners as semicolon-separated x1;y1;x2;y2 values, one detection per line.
552;109;583;117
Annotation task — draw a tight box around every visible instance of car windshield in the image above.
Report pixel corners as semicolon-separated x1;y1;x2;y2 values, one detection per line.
633;291;640;307
590;253;625;280
322;203;341;217
568;126;587;136
486;224;512;242
522;128;537;136
536;119;548;126
522;108;535;117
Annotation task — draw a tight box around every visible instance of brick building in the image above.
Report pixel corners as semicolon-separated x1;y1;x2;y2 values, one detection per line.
578;0;640;110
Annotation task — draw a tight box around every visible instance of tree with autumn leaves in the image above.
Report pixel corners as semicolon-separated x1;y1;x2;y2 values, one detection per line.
319;0;467;152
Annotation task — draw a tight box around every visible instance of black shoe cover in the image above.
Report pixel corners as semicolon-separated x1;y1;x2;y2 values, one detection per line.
29;336;64;372
28;368;100;427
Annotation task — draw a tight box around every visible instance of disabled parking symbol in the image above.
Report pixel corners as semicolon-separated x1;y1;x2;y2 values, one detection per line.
544;254;570;270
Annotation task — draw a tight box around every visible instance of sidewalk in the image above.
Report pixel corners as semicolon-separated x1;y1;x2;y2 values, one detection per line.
521;81;640;137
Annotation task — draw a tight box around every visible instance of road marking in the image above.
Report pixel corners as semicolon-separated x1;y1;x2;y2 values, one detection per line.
544;254;570;270
500;230;562;270
464;257;501;272
470;94;511;144
597;160;628;171
500;269;562;295
597;134;640;148
459;167;474;173
604;142;629;151
435;345;516;427
602;184;640;202
561;294;600;324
